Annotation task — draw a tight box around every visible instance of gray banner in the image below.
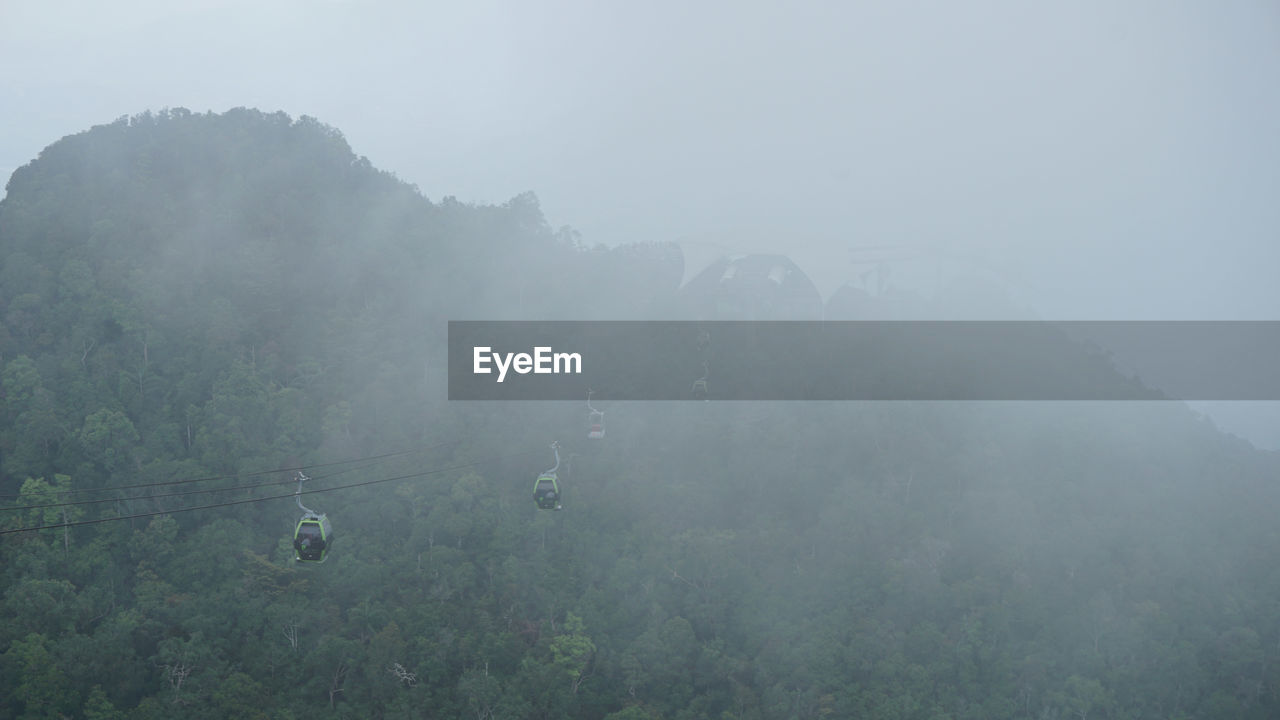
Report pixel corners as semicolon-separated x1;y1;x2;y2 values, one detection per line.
447;321;1280;401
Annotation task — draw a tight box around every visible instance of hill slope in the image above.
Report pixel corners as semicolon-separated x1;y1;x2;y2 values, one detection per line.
0;109;1277;720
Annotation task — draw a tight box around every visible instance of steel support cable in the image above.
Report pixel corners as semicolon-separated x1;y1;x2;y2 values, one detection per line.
0;453;396;513
0;440;461;500
0;446;543;536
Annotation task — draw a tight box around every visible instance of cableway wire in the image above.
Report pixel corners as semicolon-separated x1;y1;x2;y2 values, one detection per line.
0;446;545;536
0;442;459;500
0;451;400;513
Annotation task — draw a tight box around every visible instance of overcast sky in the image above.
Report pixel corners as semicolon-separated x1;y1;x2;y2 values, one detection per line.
2;0;1277;445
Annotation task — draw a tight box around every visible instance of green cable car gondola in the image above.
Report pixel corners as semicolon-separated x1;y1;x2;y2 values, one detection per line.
533;442;562;510
291;472;334;562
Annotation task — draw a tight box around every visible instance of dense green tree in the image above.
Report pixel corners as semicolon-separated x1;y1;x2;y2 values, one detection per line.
2;633;79;719
82;685;126;720
0;108;1277;719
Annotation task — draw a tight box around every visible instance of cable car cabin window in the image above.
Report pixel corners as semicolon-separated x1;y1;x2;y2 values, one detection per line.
533;474;561;510
294;520;329;562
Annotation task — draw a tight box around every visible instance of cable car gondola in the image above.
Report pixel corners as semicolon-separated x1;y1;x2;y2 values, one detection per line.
587;390;605;440
292;472;333;562
533;442;563;510
692;361;709;401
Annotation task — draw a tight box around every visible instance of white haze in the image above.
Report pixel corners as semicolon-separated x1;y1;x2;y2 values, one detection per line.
2;0;1277;447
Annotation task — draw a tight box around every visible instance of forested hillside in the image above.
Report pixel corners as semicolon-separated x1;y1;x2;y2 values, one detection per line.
1;109;1278;719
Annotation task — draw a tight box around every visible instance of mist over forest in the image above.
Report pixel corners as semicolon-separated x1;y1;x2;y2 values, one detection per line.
1;109;1278;719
